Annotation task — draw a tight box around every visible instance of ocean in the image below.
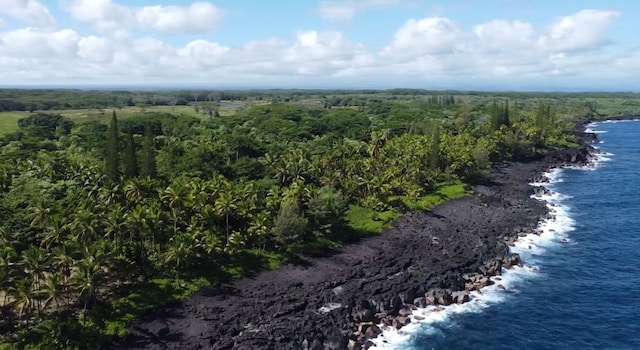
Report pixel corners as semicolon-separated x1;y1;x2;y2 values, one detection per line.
372;120;640;350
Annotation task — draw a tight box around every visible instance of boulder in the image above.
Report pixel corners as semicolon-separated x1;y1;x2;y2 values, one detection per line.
399;287;417;304
364;325;381;339
392;317;411;329
413;297;428;308
398;307;412;317
501;253;522;268
426;288;452;306
451;291;470;304
353;308;376;323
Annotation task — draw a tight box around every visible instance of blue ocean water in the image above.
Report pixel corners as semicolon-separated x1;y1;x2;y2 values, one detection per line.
376;120;640;350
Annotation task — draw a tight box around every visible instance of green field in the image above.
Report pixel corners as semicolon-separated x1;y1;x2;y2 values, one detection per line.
0;103;252;136
0;112;29;136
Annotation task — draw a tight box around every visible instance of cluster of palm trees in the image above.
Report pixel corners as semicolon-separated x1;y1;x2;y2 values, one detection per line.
0;147;350;333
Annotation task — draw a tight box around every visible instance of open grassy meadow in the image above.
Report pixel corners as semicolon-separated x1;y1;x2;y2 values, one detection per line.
0;103;253;136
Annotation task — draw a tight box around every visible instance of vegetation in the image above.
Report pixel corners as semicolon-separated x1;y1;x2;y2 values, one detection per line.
0;88;638;349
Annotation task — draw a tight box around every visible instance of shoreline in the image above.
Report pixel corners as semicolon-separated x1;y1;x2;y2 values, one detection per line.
105;121;607;350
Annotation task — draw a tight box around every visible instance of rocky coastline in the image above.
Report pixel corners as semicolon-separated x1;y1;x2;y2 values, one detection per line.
105;122;603;350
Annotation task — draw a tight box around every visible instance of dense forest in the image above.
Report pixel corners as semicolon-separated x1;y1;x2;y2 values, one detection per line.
0;89;627;349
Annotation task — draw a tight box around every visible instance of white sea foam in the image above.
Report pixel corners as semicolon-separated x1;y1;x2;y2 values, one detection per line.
596;118;640;124
584;127;607;134
370;163;590;349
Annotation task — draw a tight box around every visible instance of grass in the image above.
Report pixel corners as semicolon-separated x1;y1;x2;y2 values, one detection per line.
0;102;252;136
345;182;471;236
0;112;29;136
393;181;472;211
345;205;402;235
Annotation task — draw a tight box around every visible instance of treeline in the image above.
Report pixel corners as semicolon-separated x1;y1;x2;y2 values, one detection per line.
0;95;579;348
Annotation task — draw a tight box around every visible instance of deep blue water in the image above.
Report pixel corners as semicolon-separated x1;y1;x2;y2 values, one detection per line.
403;121;640;350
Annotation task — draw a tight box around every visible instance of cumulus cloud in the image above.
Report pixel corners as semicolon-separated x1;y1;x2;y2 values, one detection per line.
67;0;134;32
382;17;463;58
318;0;399;21
68;0;223;34
538;9;620;53
0;28;79;58
0;7;632;88
0;0;55;27
77;36;114;63
474;20;535;52
136;2;223;33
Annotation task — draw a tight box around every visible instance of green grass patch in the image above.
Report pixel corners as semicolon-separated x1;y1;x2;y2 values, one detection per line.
0;112;29;136
345;205;401;235
344;182;470;237
393;181;471;211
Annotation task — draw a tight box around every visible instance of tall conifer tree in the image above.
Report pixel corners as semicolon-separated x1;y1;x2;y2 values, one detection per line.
123;128;138;179
140;123;157;178
105;111;120;182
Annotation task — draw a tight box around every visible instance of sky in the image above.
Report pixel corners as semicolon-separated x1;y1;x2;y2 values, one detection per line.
0;0;639;90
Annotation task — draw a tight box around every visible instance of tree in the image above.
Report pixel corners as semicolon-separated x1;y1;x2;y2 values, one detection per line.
164;235;191;287
105;111;120;182
271;199;308;250
71;258;103;323
140;123;157;178
214;191;237;247
9;276;34;323
491;100;511;131
429;123;441;170
40;272;65;331
123;128;138;179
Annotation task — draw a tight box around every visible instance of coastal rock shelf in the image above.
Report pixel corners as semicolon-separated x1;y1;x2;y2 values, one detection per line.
106;142;597;350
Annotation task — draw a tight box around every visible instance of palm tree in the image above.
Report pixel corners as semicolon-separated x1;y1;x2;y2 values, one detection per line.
70;207;99;247
164;236;191;287
124;204;156;277
40;216;68;250
123;178;145;205
0;264;12;308
71;258;102;324
161;186;184;235
98;182;122;206
215;191;237;247
27;200;50;228
103;204;126;248
21;246;48;316
40;272;65;329
248;211;270;251
9;276;34;324
368;128;390;158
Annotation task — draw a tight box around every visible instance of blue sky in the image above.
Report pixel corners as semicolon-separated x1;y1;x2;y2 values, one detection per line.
0;0;638;90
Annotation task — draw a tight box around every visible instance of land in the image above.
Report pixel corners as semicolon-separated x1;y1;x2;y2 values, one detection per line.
0;89;634;350
105;145;595;350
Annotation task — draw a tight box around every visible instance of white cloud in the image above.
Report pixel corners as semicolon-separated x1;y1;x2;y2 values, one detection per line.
318;0;399;21
0;28;79;58
382;17;463;58
67;0;134;33
0;0;55;27
68;0;223;34
0;7;633;88
136;2;223;33
474;20;535;52
78;36;113;63
538;9;620;53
